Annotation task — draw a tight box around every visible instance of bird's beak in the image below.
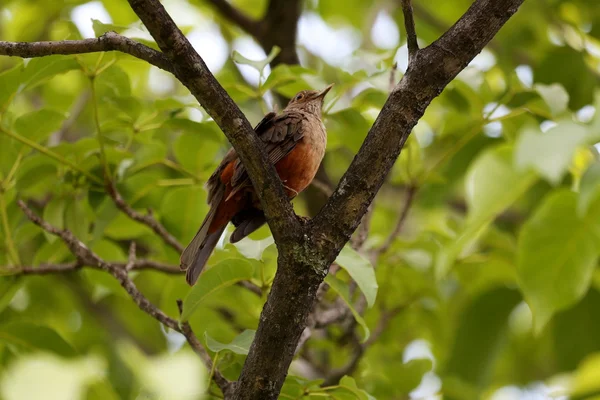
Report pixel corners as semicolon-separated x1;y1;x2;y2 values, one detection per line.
316;83;334;98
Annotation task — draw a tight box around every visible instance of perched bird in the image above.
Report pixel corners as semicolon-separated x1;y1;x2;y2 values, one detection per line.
180;84;334;285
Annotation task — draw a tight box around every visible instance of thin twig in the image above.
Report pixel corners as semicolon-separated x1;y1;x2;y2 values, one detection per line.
389;62;398;93
125;242;137;271
177;300;232;395
106;182;184;253
7;258;262;296
206;0;260;37
310;178;334;197
15;200;233;396
401;0;419;63
376;185;417;256
322;304;409;386
0;32;174;73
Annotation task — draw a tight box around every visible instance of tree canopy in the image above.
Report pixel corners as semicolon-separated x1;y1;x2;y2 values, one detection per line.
1;0;600;399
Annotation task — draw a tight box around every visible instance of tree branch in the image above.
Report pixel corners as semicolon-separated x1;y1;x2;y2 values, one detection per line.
236;1;525;398
206;0;261;38
106;182;183;253
401;0;419;63
14;200;233;397
126;0;298;243
312;0;525;261
0;31;174;73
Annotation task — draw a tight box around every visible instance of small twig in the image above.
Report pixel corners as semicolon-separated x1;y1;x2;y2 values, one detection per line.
206;0;260;37
125;242;137;271
0;31;173;73
15;200;233;396
177;300;232;396
106;182;184;253
389;62;398;93
310;179;334;197
8;258;262;296
322;304;409;386
376;185;417;256
401;0;419;63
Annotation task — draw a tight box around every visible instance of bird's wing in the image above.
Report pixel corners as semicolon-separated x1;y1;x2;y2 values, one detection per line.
228;110;305;196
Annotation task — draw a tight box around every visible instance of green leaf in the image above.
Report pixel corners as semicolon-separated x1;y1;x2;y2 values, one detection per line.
232;46;280;73
515;121;589;184
395;358;434;394
160;185;207;243
21;56;80;90
572;352;600;399
232;236;274;261
0;62;24;110
204;329;255;355
0;277;23;315
65;194;90;242
91;19;127;37
534;83;569;116
333;375;375;400
436;146;536;278
14;109;65;145
518;190;600;333
444;287;521;386
578;163;600;217
132;141;167;170
42;197;66;243
0;322;77;357
181;259;255;321
325;274;370;342
553;289;600;371
335;245;378;308
172;122;222;175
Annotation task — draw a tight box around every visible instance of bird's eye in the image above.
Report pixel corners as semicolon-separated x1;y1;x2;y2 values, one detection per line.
295;93;304;101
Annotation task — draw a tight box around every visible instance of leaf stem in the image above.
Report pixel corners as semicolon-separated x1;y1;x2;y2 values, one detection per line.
90;77;111;181
208;352;220;388
0;126;103;184
0;192;20;265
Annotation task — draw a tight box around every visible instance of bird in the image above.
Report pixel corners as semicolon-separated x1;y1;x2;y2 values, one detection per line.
180;84;334;285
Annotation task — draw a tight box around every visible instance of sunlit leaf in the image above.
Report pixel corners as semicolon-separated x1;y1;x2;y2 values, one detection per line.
204;329;255;355
515;121;589;184
436;146;536;278
0;322;77;357
534;83;569;116
335;245;378;308
578;163;600;217
232;45;280;74
518;190;600;333
181;259;255;321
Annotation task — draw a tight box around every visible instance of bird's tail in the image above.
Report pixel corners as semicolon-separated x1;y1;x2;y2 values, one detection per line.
180;206;225;286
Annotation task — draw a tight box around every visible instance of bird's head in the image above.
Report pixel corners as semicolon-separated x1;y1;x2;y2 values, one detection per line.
285;84;334;115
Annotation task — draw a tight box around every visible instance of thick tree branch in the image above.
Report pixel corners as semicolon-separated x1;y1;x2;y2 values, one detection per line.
258;0;302;66
312;0;525;260
15;200;233;396
0;32;174;73
401;0;419;63
206;0;261;38
235;0;525;398
126;0;298;243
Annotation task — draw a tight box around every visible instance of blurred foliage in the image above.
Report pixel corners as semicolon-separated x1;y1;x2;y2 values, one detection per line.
1;0;600;399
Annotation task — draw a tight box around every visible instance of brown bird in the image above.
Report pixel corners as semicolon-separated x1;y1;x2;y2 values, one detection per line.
180;84;333;285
